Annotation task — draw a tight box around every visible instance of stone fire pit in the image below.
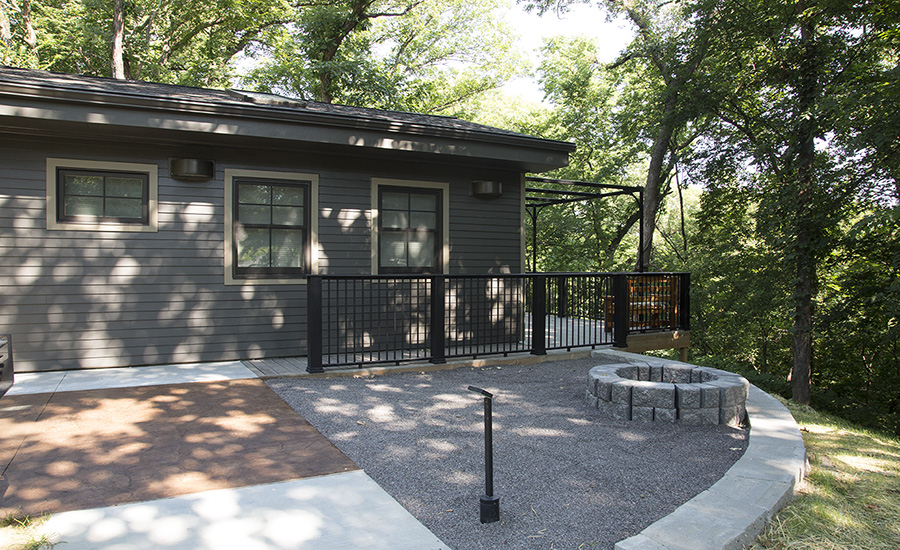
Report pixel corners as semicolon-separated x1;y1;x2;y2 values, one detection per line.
586;355;749;427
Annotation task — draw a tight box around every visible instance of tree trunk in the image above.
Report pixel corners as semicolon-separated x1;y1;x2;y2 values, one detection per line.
23;0;38;56
790;5;819;406
1;5;11;65
112;0;126;79
637;95;677;271
316;0;371;103
791;254;814;405
607;209;641;266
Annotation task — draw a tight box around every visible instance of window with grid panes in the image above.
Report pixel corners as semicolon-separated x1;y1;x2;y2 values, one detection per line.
233;178;309;278
57;169;149;224
378;186;441;273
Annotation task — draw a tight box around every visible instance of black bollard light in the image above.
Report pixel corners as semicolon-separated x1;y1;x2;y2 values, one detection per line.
468;385;500;524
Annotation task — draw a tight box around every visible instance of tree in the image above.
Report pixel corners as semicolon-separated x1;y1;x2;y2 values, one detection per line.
817;207;900;429
690;168;792;374
530;36;645;271
607;1;716;272
261;0;422;104
245;0;523;113
524;0;717;271
111;0;124;79
704;0;895;405
0;0;300;87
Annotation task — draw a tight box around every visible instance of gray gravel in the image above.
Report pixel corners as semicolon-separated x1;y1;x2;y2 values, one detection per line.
267;357;748;550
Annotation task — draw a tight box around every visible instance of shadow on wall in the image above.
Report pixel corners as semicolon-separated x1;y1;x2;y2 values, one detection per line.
0;187;306;372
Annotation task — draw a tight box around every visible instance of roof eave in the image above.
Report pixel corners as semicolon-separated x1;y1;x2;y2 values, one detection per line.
0;80;575;172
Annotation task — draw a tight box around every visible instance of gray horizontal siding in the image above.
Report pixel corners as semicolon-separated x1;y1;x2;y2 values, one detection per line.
0;139;526;371
449;173;522;274
0;143;306;371
316;171;372;273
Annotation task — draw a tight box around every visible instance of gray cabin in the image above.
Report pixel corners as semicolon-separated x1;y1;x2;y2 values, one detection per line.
0;66;575;373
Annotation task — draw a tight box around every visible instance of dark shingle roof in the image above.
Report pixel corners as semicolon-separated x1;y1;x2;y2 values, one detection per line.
0;66;573;150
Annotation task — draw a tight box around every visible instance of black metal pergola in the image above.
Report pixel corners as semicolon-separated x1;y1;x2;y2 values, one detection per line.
525;176;644;273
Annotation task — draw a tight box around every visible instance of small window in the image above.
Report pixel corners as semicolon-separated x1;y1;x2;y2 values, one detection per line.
378;186;442;273
57;169;149;224
46;158;159;233
233;177;310;279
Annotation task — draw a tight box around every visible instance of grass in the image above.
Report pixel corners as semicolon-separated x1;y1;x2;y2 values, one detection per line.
749;397;900;550
0;512;55;550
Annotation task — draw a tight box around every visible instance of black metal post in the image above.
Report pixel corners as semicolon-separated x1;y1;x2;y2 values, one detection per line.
638;190;645;273
468;386;499;523
430;275;446;364
679;273;691;330
306;275;324;373
0;334;13;399
531;275;546;355
612;273;629;348
529;207;539;273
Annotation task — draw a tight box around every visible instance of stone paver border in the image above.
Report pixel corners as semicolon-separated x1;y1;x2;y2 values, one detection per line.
592;350;807;550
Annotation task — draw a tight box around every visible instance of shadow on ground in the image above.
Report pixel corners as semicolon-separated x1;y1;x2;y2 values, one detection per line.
0;379;356;517
268;358;749;550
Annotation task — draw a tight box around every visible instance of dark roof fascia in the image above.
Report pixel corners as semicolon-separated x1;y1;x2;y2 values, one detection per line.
0;79;576;156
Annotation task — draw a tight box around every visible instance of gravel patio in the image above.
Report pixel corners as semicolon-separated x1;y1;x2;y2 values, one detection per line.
268;357;748;550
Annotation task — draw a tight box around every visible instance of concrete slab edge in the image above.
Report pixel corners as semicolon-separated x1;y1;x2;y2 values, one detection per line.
274;348;594;379
37;470;452;550
592;350;808;550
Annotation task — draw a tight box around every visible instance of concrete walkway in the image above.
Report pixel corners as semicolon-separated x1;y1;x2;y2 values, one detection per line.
38;471;448;550
4;351;806;550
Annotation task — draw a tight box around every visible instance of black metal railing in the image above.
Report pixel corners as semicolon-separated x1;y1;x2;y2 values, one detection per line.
307;272;689;372
1;334;14;398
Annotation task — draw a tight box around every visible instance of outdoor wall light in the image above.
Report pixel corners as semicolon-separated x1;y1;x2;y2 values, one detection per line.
472;180;502;198
170;158;215;182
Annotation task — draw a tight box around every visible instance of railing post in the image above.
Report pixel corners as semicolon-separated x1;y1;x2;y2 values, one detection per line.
306;275;324;373
430;275;446;364
679;273;691;330
556;275;568;318
0;334;14;399
532;274;547;355
612;273;629;348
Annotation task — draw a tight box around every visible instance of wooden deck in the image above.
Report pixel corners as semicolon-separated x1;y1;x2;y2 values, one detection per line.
242;357;309;378
241;314;687;377
242;334;689;379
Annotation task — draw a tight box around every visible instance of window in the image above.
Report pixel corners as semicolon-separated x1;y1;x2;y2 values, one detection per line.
372;179;449;275
57;169;148;224
46;158;158;232
224;169;318;285
234;178;308;278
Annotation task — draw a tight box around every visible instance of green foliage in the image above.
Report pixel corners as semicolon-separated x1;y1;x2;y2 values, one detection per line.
1;0;297;86
813;207;900;434
518;0;900;429
244;0;524;113
1;0;520;108
698;0;899;406
691;190;900;433
539;36;640;183
522;36;648;272
689;183;792;374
